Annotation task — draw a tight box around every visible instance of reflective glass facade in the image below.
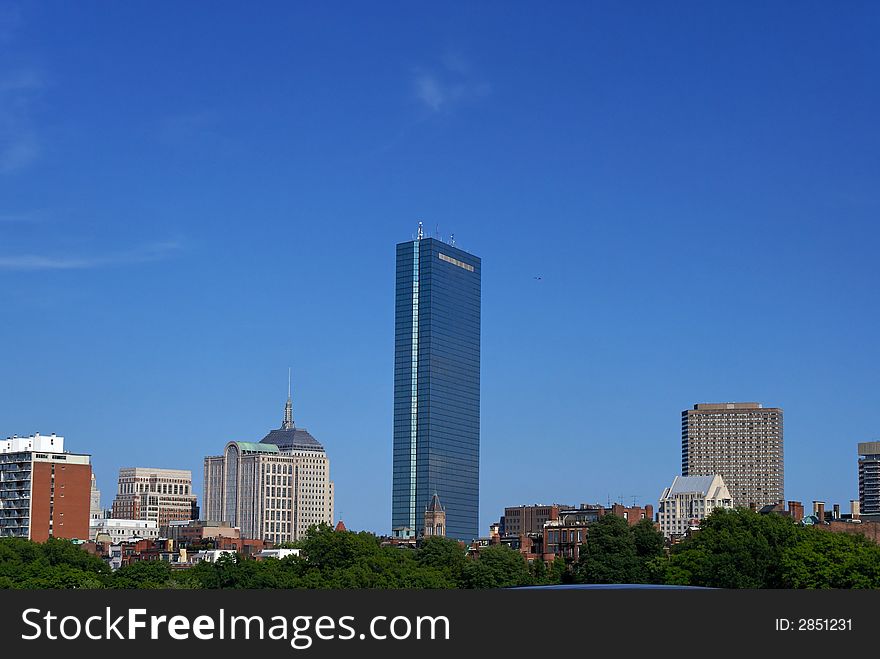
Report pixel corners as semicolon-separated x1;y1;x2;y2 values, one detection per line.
392;237;481;541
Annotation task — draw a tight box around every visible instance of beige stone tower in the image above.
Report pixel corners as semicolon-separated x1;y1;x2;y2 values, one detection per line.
423;493;446;538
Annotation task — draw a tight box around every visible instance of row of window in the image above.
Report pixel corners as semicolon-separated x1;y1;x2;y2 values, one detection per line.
118;483;191;495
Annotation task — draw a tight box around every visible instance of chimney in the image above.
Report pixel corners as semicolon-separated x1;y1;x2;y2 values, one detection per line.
851;500;861;520
749;502;757;512
787;501;804;522
833;504;840;520
813;501;825;522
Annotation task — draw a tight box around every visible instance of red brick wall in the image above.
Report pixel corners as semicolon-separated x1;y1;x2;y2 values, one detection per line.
610;504;654;526
821;520;880;544
30;461;91;542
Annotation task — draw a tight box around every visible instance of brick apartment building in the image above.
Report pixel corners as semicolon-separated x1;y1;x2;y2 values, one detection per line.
492;502;655;563
163;519;242;546
0;433;91;542
502;504;569;536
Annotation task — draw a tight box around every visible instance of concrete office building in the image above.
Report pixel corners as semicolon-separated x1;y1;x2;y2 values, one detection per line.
203;385;334;543
682;402;784;509
90;518;159;543
0;433;92;541
858;442;880;518
111;467;198;528
392;226;481;541
658;474;734;539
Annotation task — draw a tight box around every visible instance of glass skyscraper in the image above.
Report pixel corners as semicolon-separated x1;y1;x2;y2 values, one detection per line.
392;232;481;541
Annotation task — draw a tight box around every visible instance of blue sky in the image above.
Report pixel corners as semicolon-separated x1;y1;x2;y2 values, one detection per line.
1;2;878;535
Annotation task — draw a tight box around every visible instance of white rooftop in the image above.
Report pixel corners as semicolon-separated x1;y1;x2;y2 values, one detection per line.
90;519;159;529
1;433;64;454
667;475;724;497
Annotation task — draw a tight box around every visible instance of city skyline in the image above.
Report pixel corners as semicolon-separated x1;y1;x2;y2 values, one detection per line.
1;4;879;535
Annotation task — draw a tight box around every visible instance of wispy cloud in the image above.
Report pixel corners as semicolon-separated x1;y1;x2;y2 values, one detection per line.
415;74;448;112
412;53;490;113
0;241;184;272
0;68;44;174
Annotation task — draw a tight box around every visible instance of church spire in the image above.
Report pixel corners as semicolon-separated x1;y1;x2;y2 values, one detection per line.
282;367;294;430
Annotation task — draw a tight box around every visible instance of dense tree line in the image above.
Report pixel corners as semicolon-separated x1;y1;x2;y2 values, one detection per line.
0;528;534;589
659;508;880;589
571;508;880;588
3;511;880;589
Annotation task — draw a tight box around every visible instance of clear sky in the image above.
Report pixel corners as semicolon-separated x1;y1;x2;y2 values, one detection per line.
1;2;878;535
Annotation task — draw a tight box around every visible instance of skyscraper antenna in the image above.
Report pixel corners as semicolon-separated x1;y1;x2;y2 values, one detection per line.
417;221;423;240
282;367;294;430
450;233;455;246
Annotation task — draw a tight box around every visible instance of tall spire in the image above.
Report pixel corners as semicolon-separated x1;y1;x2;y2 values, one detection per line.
282;367;294;430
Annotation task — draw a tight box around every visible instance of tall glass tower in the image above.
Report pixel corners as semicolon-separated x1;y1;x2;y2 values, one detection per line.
392;230;481;541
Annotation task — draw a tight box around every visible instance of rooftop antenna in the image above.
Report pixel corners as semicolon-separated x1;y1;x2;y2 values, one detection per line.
450;233;455;246
288;367;291;399
417;221;423;240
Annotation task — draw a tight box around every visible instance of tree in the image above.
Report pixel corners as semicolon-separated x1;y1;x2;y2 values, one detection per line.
0;538;109;589
112;559;174;589
43;538;109;574
780;529;880;589
632;518;664;560
416;536;467;586
574;514;644;584
299;524;382;572
461;545;531;589
549;556;568;584
662;508;801;588
530;557;548;584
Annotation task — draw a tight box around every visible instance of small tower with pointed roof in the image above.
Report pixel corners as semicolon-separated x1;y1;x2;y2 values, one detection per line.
423;493;446;538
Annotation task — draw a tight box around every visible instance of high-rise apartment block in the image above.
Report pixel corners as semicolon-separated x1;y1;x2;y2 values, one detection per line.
658;474;733;538
111;467;198;528
203;389;334;543
0;433;92;541
682;402;783;509
392;228;481;541
858;442;880;517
